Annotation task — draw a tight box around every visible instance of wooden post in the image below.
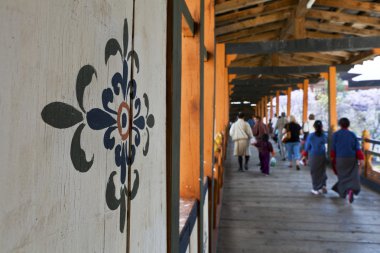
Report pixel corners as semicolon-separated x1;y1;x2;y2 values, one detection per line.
215;44;225;134
287;87;292;116
362;130;372;178
180;0;201;200
303;79;309;123
276;91;280;116
204;0;215;180
270;96;273;120
328;66;337;155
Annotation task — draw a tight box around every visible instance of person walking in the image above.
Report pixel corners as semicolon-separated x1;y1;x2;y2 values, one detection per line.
229;112;253;171
331;118;364;203
275;112;288;161
252;116;268;141
302;114;316;141
253;134;275;176
302;120;328;195
283;115;302;170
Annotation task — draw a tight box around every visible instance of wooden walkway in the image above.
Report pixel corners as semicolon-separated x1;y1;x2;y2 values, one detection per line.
217;141;380;253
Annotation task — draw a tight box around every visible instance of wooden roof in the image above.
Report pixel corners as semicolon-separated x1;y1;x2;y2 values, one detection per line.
216;0;380;103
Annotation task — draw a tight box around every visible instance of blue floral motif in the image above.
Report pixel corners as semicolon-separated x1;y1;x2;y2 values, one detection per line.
41;18;155;233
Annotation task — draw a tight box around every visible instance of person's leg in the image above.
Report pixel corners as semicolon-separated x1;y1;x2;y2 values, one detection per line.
262;153;270;175
238;156;243;171
293;142;301;170
280;142;286;161
286;143;293;167
245;156;250;170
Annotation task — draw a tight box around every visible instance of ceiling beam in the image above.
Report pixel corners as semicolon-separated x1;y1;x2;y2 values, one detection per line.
307;9;380;30
216;0;297;26
229;65;353;75
215;0;272;15
315;0;380;14
305;20;380;37
226;36;380;54
231;77;317;86
215;11;291;36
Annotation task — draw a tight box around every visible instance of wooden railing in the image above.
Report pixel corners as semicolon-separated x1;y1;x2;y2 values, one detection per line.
361;130;380;191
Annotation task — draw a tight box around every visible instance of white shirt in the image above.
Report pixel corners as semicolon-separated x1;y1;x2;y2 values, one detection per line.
303;119;316;133
229;119;253;141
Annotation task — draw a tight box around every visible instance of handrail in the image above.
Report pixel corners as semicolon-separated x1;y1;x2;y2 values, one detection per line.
361;130;380;193
365;150;380;157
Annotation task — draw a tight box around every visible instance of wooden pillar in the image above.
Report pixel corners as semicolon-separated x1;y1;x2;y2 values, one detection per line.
215;44;225;134
276;91;280;116
180;0;201;200
328;66;337;155
270;96;273;120
204;0;215;179
303;79;309;123
328;66;337;131
287;87;292;116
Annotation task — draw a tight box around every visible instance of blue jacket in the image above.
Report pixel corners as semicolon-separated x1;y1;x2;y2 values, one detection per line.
331;129;360;158
305;132;327;156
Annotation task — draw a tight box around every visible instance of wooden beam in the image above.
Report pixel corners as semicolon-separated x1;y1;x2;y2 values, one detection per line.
280;0;309;39
215;0;272;15
226;36;380;55
315;0;380;14
216;0;297;26
217;21;284;43
344;49;380;64
233;30;280;43
216;11;291;36
231;77;318;86
305;20;380;37
306;31;343;39
302;79;309;123
307;9;380;30
228;65;353;75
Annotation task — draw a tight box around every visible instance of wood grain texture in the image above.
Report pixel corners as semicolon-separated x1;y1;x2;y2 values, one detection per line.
217;142;380;253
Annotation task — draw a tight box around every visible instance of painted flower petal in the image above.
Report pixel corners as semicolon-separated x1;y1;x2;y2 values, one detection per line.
133;116;145;130
102;88;117;115
134;98;141;118
76;65;97;113
122;60;128;99
70;123;94;173
130;170;139;200
104;126;117;150
147;114;155;128
119;187;126;233
115;143;127;184
112;72;122;95
105;38;122;64
127;79;137;99
143;93;150;117
127;50;140;73
41;102;83;129
86;108;116;130
127;145;136;166
132;126;141;147
105;171;120;210
143;128;150;156
123;19;129;59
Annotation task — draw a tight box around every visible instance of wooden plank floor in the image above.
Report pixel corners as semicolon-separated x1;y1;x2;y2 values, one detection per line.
217;141;380;253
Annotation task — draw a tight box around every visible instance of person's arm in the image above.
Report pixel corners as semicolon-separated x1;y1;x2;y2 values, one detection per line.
302;135;311;157
330;133;337;175
269;142;275;156
229;123;235;137
353;133;364;168
246;123;253;138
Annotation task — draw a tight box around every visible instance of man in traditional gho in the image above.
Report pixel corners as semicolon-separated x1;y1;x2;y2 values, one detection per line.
331;118;364;203
229;112;253;171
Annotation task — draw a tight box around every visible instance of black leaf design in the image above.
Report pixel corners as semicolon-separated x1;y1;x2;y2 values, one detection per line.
130;170;139;200
143;93;149;117
119;188;126;233
123;19;129;58
143;128;150;156
106;171;121;210
76;65;97;113
41;102;83;129
105;38;122;64
70;123;94;172
127;51;140;73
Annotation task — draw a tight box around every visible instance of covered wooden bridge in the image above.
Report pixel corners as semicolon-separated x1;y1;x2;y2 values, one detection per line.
2;0;380;253
167;0;380;253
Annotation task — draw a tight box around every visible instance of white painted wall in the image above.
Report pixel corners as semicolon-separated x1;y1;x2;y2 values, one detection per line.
0;0;167;252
